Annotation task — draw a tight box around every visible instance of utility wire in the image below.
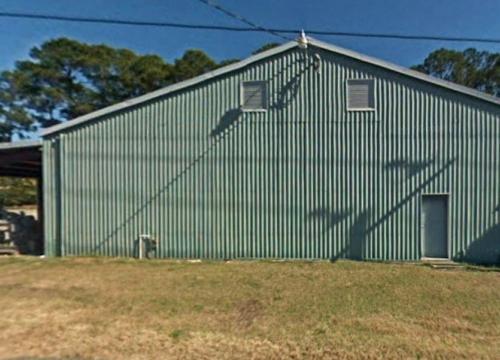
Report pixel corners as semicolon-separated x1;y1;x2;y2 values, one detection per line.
194;0;291;41
0;11;499;44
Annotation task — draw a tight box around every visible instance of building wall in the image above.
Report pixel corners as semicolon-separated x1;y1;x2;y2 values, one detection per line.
43;46;500;263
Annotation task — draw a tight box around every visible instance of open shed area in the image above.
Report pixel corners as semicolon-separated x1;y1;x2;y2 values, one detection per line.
0;140;42;178
0;257;499;359
0;140;43;255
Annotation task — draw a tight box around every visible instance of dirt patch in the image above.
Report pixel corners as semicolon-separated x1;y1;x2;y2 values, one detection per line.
235;299;263;328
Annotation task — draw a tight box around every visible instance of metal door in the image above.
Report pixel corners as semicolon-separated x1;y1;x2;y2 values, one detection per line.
422;195;448;258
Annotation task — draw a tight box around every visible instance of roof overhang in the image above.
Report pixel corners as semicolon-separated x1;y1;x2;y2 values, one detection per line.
0;140;42;178
41;37;500;137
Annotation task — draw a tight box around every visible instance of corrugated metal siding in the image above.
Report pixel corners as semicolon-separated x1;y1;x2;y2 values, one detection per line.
43;47;500;262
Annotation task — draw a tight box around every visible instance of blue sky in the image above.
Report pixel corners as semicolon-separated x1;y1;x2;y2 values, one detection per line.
0;0;499;70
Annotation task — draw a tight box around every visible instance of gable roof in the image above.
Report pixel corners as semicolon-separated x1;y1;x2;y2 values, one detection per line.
42;37;499;136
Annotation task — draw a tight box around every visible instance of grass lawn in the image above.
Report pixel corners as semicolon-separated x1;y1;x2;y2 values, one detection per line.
0;257;499;359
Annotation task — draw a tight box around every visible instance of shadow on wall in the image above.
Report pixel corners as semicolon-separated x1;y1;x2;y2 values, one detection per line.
210;109;243;137
349;211;369;260
306;159;455;261
455;204;500;265
307;208;351;234
365;159;454;234
269;68;306;111
210;58;309;138
455;224;500;265
385;159;434;178
307;208;369;261
86;54;314;255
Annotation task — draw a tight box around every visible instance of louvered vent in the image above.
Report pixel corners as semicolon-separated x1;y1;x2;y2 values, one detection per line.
242;81;267;110
347;79;375;110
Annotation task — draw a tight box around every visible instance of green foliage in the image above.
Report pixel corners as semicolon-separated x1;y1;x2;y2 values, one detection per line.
0;38;175;131
169;329;184;340
0;38;222;141
412;48;499;96
0;177;37;206
0;71;35;141
173;49;217;82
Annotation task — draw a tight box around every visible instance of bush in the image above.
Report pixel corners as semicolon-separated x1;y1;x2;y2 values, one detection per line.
0;177;37;207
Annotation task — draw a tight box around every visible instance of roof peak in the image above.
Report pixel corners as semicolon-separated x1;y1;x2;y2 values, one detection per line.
42;37;499;136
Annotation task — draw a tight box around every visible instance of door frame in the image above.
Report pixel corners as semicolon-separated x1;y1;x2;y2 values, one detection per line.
420;193;450;260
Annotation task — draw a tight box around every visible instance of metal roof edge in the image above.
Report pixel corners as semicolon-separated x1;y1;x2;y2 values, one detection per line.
0;140;42;150
41;41;297;136
308;37;500;107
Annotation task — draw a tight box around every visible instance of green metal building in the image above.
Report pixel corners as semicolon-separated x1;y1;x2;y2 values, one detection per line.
38;38;499;263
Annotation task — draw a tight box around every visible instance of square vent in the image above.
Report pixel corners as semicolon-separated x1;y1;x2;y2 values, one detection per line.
241;81;267;111
347;79;375;110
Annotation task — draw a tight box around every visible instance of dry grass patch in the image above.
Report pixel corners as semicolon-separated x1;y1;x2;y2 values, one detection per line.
0;257;498;359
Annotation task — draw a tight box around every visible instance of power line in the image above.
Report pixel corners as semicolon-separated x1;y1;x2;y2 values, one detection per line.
308;31;500;43
194;0;291;41
0;11;499;44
